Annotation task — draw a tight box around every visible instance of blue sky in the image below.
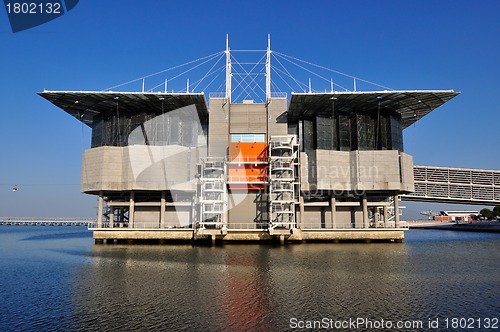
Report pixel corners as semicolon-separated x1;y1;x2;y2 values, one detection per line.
0;0;499;219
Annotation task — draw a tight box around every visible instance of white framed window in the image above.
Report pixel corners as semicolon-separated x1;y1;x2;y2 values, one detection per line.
230;133;265;143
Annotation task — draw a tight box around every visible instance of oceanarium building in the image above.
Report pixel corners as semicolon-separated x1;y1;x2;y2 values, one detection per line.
40;40;459;244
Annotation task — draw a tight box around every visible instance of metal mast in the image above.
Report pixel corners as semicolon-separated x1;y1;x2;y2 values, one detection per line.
225;34;232;103
266;34;271;103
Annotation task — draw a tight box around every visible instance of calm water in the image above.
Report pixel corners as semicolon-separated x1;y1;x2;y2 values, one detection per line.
0;226;498;331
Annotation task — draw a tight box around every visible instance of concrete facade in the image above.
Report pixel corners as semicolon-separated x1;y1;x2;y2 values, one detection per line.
81;145;203;192
312;150;414;192
208;97;229;157
78;93;413;243
42;86;464;245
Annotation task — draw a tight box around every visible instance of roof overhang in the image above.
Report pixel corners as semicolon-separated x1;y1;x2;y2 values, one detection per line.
287;90;460;128
38;91;209;126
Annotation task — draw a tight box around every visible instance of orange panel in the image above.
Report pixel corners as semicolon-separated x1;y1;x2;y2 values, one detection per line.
227;142;268;190
228;142;268;162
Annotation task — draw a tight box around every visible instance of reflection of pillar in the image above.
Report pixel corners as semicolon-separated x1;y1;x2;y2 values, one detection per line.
394;195;400;228
109;207;114;228
299;195;304;228
330;195;336;229
129;191;135;228
383;205;388;228
362;194;368;228
160;191;166;228
97;191;103;228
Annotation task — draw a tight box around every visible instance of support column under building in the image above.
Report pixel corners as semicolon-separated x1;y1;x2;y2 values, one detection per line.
362;194;368;228
394;195;400;228
330;195;336;229
109;206;114;228
129;191;135;228
97;191;103;228
383;205;388;228
160;191;166;228
299;195;304;228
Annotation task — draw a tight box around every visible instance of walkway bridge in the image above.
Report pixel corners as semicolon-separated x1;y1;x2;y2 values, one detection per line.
0;217;96;226
403;165;500;205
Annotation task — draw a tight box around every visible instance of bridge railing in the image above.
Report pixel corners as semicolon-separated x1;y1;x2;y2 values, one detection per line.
404;165;500;205
0;217;96;226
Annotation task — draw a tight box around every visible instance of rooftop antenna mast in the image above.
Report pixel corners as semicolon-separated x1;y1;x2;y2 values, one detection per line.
225;34;232;103
265;34;271;103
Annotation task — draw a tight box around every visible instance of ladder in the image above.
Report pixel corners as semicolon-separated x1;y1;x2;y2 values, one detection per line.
196;157;227;229
268;135;299;230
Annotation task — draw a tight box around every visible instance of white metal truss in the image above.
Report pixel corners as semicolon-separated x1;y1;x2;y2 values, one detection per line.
385;196;404;226
268;135;299;230
101;36;396;103
196;158;227;229
225;34;232;103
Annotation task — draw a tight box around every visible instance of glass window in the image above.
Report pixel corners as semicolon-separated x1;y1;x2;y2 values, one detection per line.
357;114;375;150
338;114;351;151
230;133;266;143
390;116;404;151
315;116;337;150
302;119;314;151
91;111;204;148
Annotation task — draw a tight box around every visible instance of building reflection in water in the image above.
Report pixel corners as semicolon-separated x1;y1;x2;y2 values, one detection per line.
69;242;431;330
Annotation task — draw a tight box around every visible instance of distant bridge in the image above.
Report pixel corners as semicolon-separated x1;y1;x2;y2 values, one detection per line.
0;217;96;227
403;165;500;205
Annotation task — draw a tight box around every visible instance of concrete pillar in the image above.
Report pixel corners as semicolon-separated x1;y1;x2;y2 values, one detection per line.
330;195;336;229
109;207;114;228
299;195;304;228
383;205;388;228
362;194;368;229
129;191;135;228
160;191;166;228
374;208;379;228
394;195;400;228
97;191;103;228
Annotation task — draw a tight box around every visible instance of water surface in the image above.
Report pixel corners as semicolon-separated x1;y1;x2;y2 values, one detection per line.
0;227;498;331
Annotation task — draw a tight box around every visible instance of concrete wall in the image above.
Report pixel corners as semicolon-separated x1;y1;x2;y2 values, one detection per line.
312;150;414;192
134;206;160;228
230;103;267;134
126;206;192;229
400;153;415;192
227;191;267;228
299;206;363;229
208;98;229;157
299;152;310;191
81;145;203;192
268;98;288;136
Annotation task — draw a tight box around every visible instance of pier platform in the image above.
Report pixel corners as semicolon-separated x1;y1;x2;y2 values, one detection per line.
91;228;405;245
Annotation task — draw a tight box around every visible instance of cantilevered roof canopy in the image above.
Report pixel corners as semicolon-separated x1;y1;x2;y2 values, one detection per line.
287;90;460;128
38;91;209;126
